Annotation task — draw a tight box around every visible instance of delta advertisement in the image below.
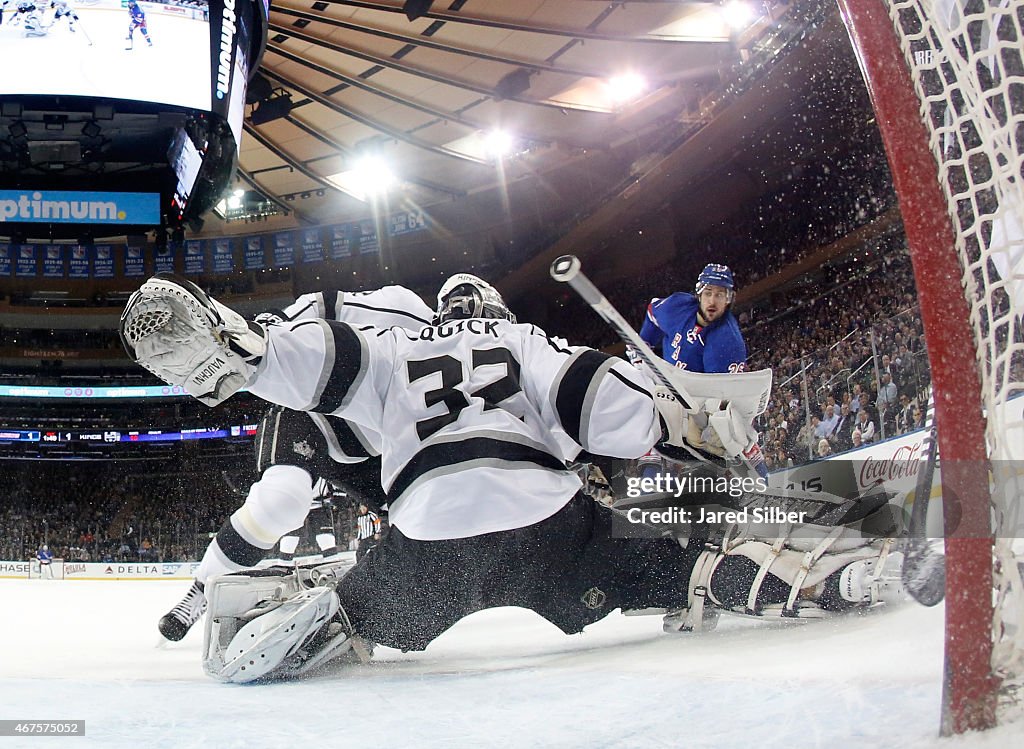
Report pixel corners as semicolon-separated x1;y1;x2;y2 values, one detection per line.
0;561;200;580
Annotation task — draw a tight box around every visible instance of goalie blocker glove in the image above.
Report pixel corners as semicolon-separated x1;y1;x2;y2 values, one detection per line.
120;274;267;406
651;386;767;478
707;404;768;479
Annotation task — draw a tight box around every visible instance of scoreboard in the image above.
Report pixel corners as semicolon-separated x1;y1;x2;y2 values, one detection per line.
4;425;258;445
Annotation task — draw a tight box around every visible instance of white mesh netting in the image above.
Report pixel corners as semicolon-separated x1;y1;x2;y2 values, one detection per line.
885;0;1024;711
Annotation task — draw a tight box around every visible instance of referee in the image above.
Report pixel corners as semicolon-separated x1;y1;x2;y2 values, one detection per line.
355;503;381;562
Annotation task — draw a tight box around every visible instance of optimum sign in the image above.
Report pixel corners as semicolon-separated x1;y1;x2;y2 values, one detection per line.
216;0;237;100
0;191;160;225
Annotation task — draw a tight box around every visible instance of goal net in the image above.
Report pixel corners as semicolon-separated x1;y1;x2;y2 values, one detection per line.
29;558;65;580
843;0;1024;735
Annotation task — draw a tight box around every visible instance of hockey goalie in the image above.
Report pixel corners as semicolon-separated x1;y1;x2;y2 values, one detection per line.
119;272;907;682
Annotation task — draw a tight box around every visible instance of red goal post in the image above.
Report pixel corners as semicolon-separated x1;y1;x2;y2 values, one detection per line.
839;0;1024;735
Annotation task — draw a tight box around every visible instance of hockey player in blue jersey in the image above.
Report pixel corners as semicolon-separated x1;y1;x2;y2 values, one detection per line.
36;544;54;579
639;263;747;373
635;264;764;476
125;0;152;49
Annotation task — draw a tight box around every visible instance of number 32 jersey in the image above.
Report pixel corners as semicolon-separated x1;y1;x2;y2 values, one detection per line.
249;318;662;540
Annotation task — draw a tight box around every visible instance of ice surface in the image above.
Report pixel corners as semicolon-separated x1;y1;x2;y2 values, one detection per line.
1;577;1022;748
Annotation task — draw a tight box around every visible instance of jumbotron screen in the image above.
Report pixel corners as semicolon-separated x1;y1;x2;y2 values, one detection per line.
0;0;220;112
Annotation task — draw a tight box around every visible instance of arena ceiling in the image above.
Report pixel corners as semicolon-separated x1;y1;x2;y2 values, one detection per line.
1;1;875;317
217;0;876;301
220;0;758;232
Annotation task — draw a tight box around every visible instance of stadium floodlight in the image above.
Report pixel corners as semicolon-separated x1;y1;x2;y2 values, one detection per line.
605;73;647;105
483;129;515;159
352;156;396;197
721;1;757;30
328;155;397;201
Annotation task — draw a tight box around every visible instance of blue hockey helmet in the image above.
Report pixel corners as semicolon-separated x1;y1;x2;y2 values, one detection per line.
696;263;734;292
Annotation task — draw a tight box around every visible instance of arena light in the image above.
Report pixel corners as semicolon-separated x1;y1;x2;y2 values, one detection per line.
353;156;396;196
605;73;648;105
327;155;397;201
721;1;756;30
483;129;516;159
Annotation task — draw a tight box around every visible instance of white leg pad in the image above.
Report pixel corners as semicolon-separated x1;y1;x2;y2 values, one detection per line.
212;586;342;683
235;465;315;547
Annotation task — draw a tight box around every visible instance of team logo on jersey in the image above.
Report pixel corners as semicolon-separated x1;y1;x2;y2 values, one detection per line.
686;325;703;344
580;586;607;610
292;440;315;459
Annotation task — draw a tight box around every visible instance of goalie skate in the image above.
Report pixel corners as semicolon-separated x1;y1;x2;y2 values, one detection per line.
119;274;266;406
158;580;207;642
202;560;366;683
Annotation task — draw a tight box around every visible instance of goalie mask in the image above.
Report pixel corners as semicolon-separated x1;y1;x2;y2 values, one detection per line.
434;273;516;324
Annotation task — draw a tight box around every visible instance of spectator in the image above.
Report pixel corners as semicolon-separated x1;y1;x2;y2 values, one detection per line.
911;405;926;431
876;372;898;433
851;383;865;413
830;402;855;452
895;393;915;434
799;416;819;455
818;404;839;440
855;409;876;443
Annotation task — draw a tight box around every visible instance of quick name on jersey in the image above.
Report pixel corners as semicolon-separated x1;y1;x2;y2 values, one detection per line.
418;319;501;340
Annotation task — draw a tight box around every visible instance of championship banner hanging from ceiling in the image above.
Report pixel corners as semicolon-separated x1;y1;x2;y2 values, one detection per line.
124;245;146;278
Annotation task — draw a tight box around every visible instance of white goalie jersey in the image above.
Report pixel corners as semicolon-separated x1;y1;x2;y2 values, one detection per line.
256;285;435;460
264;286;434;331
249;318;663;540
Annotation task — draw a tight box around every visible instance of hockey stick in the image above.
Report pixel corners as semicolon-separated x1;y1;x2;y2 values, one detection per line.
549;254;770;478
74;16;94;45
901;419;945;606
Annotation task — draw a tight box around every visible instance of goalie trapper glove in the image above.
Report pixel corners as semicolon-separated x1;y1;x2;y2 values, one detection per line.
120;274;266;406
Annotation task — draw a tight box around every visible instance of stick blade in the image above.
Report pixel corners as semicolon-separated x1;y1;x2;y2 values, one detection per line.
903;540;946;606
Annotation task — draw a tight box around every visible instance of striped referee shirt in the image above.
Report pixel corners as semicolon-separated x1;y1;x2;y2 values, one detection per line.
356;511;380;540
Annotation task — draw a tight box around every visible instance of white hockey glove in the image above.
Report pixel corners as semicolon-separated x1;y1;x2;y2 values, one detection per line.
120;274;266;407
707;404;768;478
653;387;734;461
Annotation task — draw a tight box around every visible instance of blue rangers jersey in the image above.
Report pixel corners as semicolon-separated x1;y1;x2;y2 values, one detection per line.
639;292;747;373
